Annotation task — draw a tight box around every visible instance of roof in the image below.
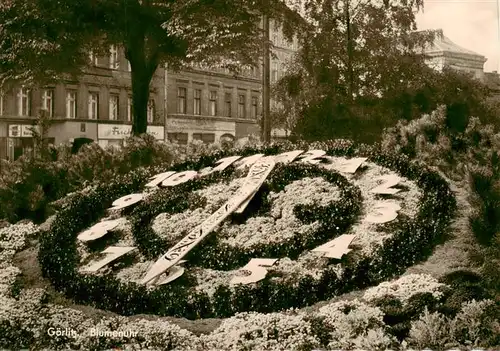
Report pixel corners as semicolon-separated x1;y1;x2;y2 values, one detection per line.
426;34;486;59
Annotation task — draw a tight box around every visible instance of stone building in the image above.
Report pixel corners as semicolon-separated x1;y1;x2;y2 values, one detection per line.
0;20;297;159
165;19;298;144
424;34;487;81
0;46;165;160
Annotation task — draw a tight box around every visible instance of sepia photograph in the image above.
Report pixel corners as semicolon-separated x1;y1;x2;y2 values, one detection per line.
0;0;499;350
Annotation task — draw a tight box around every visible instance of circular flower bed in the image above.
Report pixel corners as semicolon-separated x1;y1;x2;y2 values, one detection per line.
39;141;457;320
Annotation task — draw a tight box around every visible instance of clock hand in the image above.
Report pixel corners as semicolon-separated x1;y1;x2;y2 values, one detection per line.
141;157;276;284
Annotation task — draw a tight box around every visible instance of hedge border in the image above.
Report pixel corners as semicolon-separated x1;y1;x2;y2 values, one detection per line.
39;141;456;319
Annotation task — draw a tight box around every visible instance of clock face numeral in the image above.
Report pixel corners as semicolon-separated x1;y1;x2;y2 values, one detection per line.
297;149;327;164
81;246;136;273
234;154;265;170
145;171;176;188
77;219;121;242
273;150;304;164
312;234;356;259
365;201;401;223
110;194;143;210
370;174;401;195
161;170;198;186
230;258;277;285
200;155;242;176
334;157;368;174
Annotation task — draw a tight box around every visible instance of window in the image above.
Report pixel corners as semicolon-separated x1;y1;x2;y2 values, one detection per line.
127;60;131;72
66;91;77;118
17;87;31;116
88;92;99;120
272;33;278;45
147;99;155;123
167;132;188;145
251;96;258;119
238;94;246;118
193;89;201;115
177;87;186;114
209;90;217;116
109;45;119;69
224;92;232;117
109;95;119;120
127;96;132;121
192;133;215;144
41;89;54;117
272;62;278;82
89;51;99;66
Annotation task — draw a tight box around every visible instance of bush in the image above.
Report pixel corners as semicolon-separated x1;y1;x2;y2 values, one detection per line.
469;170;500;246
406;308;451;349
441;270;483;287
0;135;179;223
380;107;500;182
450;299;500;347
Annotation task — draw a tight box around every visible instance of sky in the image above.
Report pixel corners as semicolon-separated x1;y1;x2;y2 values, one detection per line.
415;0;500;72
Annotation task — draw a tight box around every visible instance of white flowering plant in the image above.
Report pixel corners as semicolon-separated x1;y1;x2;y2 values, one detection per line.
2;218;499;349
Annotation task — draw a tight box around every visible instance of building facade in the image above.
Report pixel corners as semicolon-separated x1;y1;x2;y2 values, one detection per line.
165;19;298;144
0;45;165;160
424;34;487;81
0;20;297;159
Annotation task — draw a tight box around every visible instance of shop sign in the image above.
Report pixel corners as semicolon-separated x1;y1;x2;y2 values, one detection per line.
167;118;235;132
97;124;164;140
8;124;39;138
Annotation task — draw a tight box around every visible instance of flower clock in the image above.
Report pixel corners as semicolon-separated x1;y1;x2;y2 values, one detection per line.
39;141;456;320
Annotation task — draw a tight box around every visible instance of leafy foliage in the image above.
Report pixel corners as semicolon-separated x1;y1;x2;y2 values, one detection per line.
381;106;500;181
381;105;500;312
270;0;442;142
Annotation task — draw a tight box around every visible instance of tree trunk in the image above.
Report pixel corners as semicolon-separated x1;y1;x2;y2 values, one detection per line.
126;33;159;136
130;67;152;136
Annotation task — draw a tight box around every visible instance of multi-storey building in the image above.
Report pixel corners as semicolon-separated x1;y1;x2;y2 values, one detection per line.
0;20;297;159
165;19;298;144
0;45;165;160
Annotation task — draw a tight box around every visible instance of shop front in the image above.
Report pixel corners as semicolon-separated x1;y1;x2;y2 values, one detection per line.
97;124;165;148
166;117;236;144
6;124;53;161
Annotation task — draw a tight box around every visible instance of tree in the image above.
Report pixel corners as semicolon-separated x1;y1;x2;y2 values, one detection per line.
274;0;441;141
0;0;305;135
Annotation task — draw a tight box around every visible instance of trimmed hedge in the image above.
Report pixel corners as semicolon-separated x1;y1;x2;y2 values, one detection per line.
39;141;456;319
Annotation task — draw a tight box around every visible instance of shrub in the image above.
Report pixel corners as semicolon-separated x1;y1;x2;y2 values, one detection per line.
406;308;450;349
0;135;179;223
469;170;500;246
441;269;483;287
450;299;500;347
381;107;500;182
403;292;439;319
